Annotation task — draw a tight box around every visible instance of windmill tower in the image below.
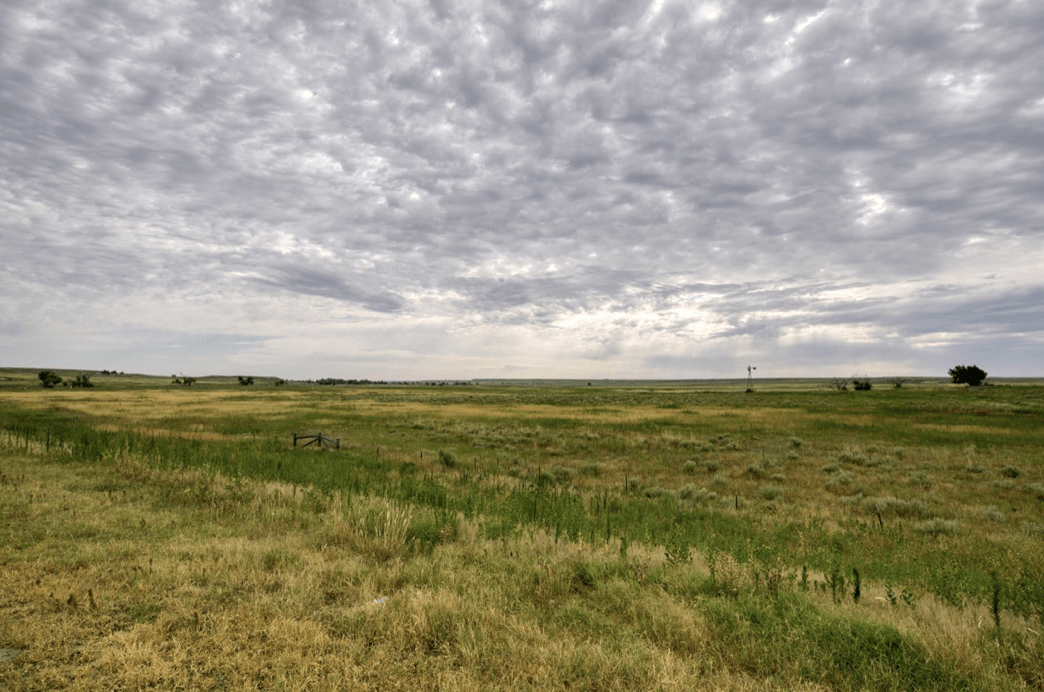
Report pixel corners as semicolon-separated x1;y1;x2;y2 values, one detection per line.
746;365;756;392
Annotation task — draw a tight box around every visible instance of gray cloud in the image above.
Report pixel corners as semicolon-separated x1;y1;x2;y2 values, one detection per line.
2;0;1042;378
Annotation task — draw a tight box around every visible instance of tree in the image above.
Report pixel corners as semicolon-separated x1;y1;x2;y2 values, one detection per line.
70;373;94;388
949;365;987;387
38;371;62;388
852;375;872;391
237;376;254;386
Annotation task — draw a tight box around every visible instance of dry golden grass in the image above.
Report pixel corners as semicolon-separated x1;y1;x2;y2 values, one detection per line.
1;448;822;691
0;388;315;423
3;440;1038;691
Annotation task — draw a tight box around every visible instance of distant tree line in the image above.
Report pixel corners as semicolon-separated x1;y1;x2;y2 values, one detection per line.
39;371;94;388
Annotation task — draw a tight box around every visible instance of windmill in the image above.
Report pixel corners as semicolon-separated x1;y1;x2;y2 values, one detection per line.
746;365;756;392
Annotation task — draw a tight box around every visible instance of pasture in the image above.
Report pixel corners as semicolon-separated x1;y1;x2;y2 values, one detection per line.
1;371;1043;690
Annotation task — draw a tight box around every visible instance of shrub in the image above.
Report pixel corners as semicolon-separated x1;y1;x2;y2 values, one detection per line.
759;485;784;501
745;464;767;479
913;519;960;536
1022;522;1044;537
867;496;933;519
579;462;603;477
826;470;854;489
1001;466;1021;479
682;460;699;474
838;449;874;467
980;505;1006;522
906;471;932;489
551;465;575;482
437;449;458;468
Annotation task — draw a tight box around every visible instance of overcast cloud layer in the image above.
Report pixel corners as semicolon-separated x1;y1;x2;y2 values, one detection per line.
2;0;1042;379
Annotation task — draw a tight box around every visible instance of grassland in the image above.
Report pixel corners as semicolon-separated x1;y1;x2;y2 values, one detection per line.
2;369;1043;690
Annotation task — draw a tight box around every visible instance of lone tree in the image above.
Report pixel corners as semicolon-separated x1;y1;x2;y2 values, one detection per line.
949;365;987;386
38;371;63;388
237;376;254;386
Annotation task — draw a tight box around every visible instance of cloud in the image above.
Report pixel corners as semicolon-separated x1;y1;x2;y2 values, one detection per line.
1;0;1042;378
248;263;405;313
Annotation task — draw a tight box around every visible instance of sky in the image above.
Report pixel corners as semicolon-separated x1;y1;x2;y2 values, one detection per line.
2;0;1042;380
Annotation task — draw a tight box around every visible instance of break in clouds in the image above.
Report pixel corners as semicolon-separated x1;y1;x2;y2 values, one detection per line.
1;0;1042;379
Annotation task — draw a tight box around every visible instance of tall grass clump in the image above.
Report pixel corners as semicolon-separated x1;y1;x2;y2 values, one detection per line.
328;498;415;561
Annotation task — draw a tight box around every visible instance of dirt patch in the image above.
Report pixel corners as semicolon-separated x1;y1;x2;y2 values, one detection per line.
0;648;24;664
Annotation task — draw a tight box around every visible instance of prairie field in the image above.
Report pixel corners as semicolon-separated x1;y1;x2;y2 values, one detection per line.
2;370;1043;690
